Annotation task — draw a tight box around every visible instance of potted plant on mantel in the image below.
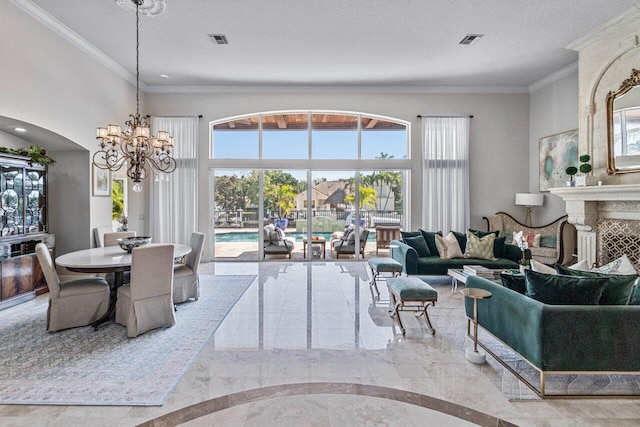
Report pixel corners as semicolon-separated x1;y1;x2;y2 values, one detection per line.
565;166;578;187
575;154;593;186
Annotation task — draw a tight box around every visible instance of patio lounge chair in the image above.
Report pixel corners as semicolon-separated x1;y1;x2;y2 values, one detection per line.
332;228;370;259
263;224;295;258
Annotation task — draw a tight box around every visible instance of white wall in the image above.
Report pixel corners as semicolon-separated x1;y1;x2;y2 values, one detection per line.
0;1;137;254
529;71;579;225
146;91;530;255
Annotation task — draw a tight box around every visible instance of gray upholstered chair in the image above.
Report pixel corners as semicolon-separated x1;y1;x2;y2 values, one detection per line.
263;224;295;258
115;244;176;338
35;243;110;332
93;226;113;247
103;231;136;247
173;232;205;304
332;228;370;259
103;231;137;284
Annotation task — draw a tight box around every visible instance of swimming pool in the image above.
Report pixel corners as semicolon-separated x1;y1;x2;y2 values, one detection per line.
214;231;376;242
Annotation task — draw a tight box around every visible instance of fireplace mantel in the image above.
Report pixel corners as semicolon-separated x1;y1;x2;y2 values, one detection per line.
550;184;640;265
550;184;640;202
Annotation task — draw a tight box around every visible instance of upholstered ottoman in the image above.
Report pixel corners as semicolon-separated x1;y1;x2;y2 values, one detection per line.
387;277;438;336
367;258;403;300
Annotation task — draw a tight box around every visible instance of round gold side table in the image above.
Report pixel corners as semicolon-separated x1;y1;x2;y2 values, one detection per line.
460;288;492;364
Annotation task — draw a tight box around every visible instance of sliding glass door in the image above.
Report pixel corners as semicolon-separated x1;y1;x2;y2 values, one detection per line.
210;111;410;261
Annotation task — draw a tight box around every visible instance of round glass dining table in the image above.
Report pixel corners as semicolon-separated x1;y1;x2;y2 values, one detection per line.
56;243;192;329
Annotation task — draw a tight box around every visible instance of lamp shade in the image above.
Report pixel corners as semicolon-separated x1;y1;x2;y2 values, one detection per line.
515;193;544;207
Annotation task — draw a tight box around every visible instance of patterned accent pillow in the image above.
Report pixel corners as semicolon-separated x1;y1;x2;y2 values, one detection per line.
435;232;464;260
593;254;637;275
463;231;496;260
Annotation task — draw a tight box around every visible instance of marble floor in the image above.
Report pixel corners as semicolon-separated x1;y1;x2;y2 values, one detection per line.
2;261;640;426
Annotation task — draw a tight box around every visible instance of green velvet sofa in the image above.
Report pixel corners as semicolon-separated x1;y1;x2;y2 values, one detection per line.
390;238;520;276
464;276;640;398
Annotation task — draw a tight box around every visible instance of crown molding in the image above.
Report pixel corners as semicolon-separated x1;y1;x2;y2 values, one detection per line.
566;4;640;52
528;61;579;93
145;85;529;95
10;0;148;91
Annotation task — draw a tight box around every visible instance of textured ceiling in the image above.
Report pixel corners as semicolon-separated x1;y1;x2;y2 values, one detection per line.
24;0;640;88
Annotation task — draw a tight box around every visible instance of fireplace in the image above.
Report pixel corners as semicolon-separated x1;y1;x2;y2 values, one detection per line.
550;184;640;267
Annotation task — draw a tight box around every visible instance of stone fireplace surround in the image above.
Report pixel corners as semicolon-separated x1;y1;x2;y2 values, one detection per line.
550;184;640;270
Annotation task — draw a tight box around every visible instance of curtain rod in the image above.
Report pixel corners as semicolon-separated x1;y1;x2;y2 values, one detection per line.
417;115;473;119
153;115;203;118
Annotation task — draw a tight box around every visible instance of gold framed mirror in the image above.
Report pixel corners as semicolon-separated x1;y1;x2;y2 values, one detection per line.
606;68;640;174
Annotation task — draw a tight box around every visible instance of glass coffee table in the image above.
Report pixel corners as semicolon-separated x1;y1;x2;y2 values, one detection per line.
447;268;505;291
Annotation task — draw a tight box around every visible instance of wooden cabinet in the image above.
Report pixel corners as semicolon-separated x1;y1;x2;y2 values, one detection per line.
0;154;53;310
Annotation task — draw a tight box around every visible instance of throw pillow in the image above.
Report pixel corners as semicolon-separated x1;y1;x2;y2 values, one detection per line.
593;254;638;275
556;264;639;305
524;270;607;305
435;232;464;259
500;272;526;294
404;235;431;257
400;230;421;243
525;233;541;247
269;230;280;243
492;236;507;259
540;235;557;248
419;230;442;256
568;259;590;271
468;229;503;257
530;259;557;275
451;231;467;253
499;230;513;245
464;231;496;260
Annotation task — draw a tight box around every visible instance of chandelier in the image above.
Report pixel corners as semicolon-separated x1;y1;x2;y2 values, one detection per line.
94;0;176;193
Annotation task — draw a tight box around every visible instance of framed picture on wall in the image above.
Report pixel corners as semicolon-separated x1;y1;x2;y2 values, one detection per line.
539;129;578;192
93;165;111;197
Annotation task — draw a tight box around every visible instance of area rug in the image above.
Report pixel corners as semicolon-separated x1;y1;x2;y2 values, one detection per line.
426;278;640;400
0;274;256;406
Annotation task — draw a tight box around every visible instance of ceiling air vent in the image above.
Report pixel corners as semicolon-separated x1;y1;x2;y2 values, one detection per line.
208;34;229;45
459;34;484;45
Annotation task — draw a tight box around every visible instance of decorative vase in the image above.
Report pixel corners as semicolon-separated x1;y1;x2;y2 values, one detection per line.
575;175;595;187
566;180;576;187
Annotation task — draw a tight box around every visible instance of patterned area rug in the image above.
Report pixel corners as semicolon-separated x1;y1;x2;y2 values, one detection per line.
426;278;640;400
0;275;255;406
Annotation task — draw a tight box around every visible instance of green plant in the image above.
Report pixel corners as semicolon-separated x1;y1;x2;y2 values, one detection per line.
565;166;578;179
579;154;592;174
0;146;56;166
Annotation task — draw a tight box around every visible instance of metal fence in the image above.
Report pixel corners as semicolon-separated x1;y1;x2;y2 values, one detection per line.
213;209;403;229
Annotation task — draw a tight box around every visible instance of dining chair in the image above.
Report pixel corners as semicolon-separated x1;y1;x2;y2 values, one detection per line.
103;231;137;247
35;243;110;332
93;226;114;247
115;244;176;338
173;232;206;304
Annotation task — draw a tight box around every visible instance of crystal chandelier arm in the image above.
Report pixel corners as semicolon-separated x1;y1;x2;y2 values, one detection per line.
92;148;127;171
146;154;177;175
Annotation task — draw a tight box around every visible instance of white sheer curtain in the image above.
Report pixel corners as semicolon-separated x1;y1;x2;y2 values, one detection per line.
422;117;470;232
150;116;198;245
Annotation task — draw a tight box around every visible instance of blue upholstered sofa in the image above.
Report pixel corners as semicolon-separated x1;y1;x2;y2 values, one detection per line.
390;230;521;276
465;275;640;397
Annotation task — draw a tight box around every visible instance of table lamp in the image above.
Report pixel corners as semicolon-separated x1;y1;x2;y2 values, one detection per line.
515;193;544;226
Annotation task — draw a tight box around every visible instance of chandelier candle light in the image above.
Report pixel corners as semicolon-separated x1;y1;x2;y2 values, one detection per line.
94;0;176;192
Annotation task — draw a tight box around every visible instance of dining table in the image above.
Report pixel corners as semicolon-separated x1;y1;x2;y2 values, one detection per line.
56;243;192;329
